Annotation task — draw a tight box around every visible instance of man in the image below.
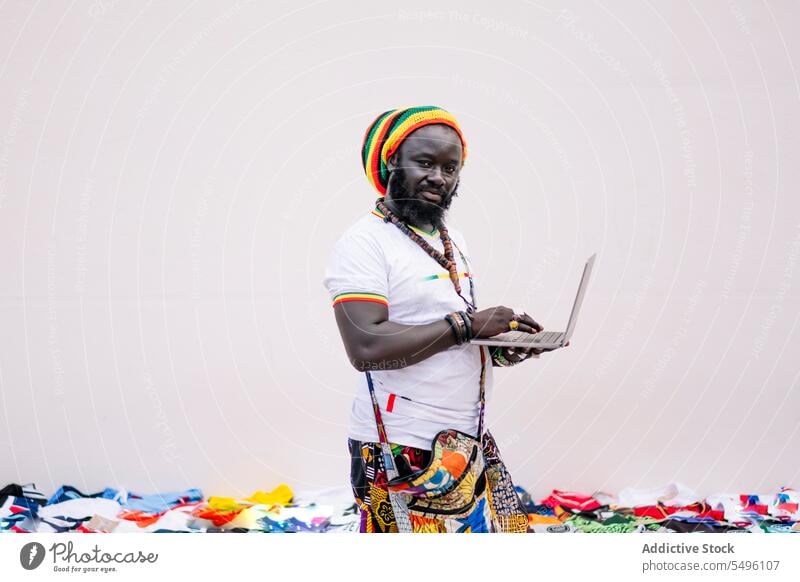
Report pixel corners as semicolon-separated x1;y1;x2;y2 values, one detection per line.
323;106;556;533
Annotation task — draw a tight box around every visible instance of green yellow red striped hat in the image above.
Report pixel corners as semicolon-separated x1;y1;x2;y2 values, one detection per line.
361;105;467;196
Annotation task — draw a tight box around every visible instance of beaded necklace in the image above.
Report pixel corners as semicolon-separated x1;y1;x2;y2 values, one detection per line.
374;198;477;314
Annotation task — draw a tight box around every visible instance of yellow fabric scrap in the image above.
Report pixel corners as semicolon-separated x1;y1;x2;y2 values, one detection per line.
245;484;293;506
207;484;293;511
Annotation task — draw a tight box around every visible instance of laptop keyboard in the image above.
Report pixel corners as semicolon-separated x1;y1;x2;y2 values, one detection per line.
502;331;564;344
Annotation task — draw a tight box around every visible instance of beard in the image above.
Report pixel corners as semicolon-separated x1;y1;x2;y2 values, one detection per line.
386;168;459;231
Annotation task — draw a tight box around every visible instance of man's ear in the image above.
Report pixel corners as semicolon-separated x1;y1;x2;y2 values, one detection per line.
386;154;398;172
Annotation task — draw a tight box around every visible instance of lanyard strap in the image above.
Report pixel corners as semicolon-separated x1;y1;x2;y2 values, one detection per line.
450;240;478;315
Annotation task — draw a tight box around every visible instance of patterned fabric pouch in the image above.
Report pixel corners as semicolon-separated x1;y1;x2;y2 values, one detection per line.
386;428;486;519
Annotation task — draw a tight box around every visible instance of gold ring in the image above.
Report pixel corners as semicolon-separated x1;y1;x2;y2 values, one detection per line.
509;320;519;331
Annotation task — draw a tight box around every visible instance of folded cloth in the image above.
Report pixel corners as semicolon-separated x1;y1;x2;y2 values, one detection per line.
114;504;201;533
220;507;272;530
258;515;328;533
78;515;120;533
566;514;643;533
210;504;334;532
191;505;243;528
1;495;42;519
541;490;603;512
14;498;126;533
773;488;800;519
239;503;336;533
528;513;563;526
740;494;771;516
593;491;618;507
758;522;800;533
660;516;746;533
39;498;121;521
101;487;203;513
633;502;725;522
0;483;47;508
705;494;741;522
617;482;700;508
46;485;105;506
326;504;360;533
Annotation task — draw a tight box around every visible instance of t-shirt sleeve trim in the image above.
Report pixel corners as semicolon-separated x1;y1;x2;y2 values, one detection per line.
332;292;389;307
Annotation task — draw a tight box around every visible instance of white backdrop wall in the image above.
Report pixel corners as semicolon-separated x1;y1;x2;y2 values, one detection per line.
1;0;798;500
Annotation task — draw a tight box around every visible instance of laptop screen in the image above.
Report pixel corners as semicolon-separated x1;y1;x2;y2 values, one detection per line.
564;253;596;341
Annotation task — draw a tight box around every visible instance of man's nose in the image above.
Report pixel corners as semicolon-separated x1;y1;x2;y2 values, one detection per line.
425;167;445;187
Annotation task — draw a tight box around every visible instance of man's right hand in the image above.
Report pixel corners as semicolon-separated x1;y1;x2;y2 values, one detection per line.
471;306;542;338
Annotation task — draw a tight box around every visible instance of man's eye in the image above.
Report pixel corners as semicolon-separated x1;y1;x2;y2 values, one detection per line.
418;160;431;167
445;166;456;174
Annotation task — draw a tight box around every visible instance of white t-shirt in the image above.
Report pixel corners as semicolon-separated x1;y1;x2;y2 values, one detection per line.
323;207;494;450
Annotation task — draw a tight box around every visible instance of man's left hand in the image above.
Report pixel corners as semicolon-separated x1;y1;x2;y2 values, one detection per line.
498;312;571;364
500;340;570;364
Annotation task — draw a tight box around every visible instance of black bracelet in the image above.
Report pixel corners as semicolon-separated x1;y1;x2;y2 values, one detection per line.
459;310;473;342
450;311;470;345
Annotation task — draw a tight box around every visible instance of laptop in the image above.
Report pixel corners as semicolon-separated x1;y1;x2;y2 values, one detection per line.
471;253;596;349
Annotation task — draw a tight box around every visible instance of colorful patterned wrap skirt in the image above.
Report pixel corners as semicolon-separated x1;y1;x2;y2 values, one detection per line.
348;430;529;533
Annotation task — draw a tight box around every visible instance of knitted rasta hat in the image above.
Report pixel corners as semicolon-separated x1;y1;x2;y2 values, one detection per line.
361;105;467;196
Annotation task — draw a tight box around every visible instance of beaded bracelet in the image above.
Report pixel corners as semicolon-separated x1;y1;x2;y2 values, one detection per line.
452;311;468;344
459;310;474;342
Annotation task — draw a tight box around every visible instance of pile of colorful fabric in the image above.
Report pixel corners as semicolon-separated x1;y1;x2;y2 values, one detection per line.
518;483;800;533
2;481;798;533
0;483;359;533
